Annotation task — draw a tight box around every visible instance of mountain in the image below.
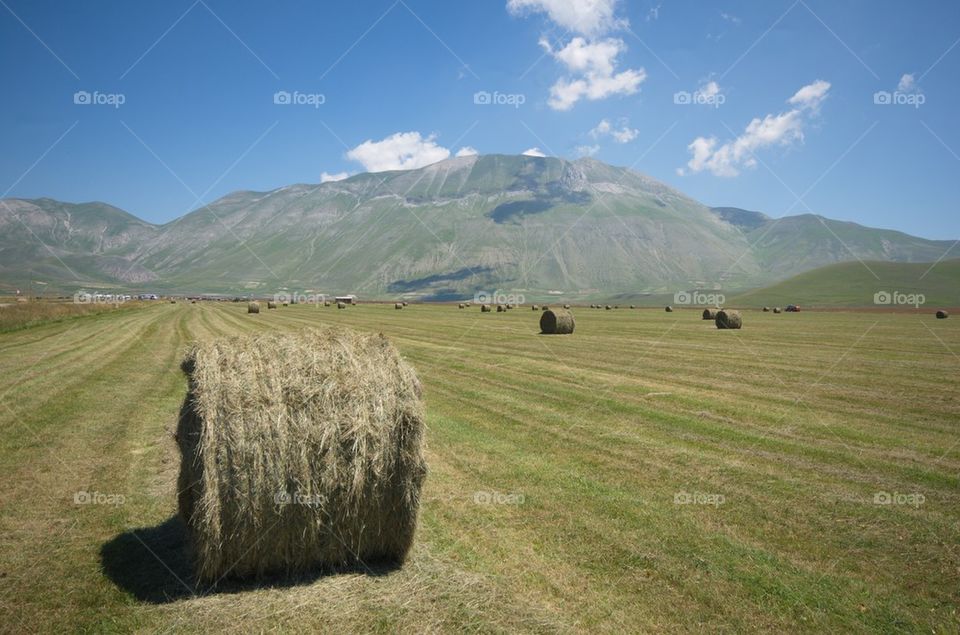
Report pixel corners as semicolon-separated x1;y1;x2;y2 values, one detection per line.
0;155;954;300
728;258;960;308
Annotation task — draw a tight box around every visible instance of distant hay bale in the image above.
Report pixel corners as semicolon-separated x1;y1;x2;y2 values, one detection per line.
402;301;408;307
762;306;770;312
170;299;177;304
337;302;346;309
324;301;331;307
702;308;718;320
541;306;549;311
506;304;514;310
176;328;426;582
283;302;289;307
496;304;506;313
540;308;575;335
247;302;260;314
630;305;635;309
458;303;465;309
665;306;673;312
267;301;278;309
563;304;570;309
773;307;782;314
191;300;196;304
481;304;492;312
531;304;539;310
715;309;742;329
605;305;612;310
936;310;949;319
395;303;403;310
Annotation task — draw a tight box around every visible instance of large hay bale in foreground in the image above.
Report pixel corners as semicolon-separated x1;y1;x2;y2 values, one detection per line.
715;309;742;329
247;302;260;314
481;304;492;312
702;308;718;320
540;308;575;334
176;329;426;582
936;310;949;319
267;301;277;309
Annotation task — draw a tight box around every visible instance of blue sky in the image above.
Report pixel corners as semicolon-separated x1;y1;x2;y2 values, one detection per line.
1;0;958;239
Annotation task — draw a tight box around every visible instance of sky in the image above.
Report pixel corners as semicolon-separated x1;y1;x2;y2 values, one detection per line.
1;0;959;239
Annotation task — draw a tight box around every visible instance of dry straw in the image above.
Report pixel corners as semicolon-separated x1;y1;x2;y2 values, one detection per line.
665;306;673;312
267;301;278;310
481;304;492;312
176;328;426;582
540;308;575;334
395;303;403;309
702;308;718;320
936;310;949;319
337;302;346;309
715;309;742;329
247;302;260;314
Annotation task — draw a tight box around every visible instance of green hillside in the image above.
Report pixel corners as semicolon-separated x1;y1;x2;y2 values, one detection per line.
730;258;960;308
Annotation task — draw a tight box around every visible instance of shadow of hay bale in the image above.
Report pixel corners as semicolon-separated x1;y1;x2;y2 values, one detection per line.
100;515;402;604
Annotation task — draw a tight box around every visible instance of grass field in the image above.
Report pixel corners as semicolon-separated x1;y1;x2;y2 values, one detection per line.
0;302;957;633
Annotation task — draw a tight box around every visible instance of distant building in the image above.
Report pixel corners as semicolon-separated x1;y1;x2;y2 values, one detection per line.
334;295;357;304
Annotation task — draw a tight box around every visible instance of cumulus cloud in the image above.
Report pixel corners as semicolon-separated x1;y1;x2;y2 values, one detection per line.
575;144;600;157
590;118;638;143
346;131;451;172
681;80;831;177
455;146;478;157
540;37;646;110
522;147;547;157
506;0;625;37
719;11;741;25
320;171;349;183
897;73;919;93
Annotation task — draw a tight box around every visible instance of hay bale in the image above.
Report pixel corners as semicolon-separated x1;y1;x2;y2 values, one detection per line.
605;305;612;310
267;301;278;310
531;304;539;311
176;328;426;581
481;304;492;312
191;300;197;304
702;308;718;320
247;302;260;314
630;305;635;309
715;309;742;329
665;306;673;312
170;299;177;304
563;304;571;309
395;303;403;310
773;307;782;314
506;304;514;310
283;302;289;307
496;304;506;313
762;306;770;312
936;310;949;319
337;302;346;309
324;301;331;307
402;301;408;307
540;308;575;335
458;303;465;309
541;306;549;311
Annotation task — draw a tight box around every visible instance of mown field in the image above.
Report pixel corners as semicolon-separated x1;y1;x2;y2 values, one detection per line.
0;302;957;633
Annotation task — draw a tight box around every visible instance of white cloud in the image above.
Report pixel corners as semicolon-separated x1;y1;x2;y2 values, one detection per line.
540;37;646;110
719;11;741;25
699;80;721;100
346;131;451;172
646;2;661;22
682;80;831;177
575;144;600;157
522;147;547;157
506;0;625;37
320;171;349;183
897;73;918;93
589;118;638;143
455;146;479;157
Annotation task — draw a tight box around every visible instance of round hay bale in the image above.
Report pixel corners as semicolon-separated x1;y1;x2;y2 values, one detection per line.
702;308;718;320
506;304;514;310
337;302;346;309
936;310;949;319
395;303;403;310
531;304;539;311
715;309;742;329
665;306;673;312
191;300;196;304
283;302;289;307
247;302;260;314
773;307;782;314
541;306;549;311
170;299;177;304
176;328;426;581
267;301;278;310
630;305;635;309
540;308;575;335
458;303;465;309
402;301;408;307
762;306;770;312
563;304;571;309
481;304;492;312
324;301;331;307
496;304;506;313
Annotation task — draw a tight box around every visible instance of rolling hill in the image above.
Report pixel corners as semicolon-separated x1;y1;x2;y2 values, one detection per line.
0;155;954;299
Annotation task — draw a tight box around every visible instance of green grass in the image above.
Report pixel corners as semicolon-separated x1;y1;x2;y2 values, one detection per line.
0;302;957;632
